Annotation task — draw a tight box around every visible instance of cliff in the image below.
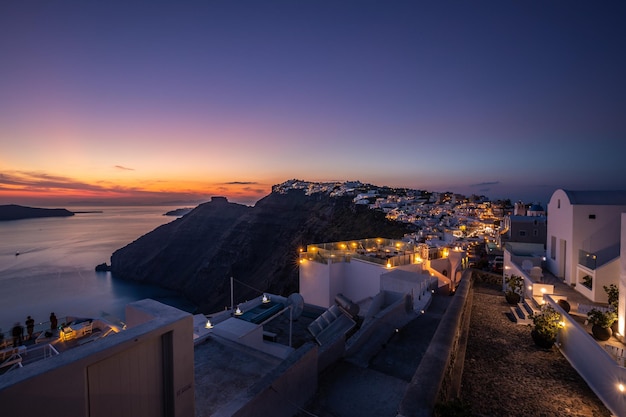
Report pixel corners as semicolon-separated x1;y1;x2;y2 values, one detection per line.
110;191;413;313
0;204;74;221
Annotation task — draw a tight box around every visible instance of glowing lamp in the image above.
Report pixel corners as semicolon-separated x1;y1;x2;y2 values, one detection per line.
262;294;270;303
235;306;243;316
205;320;213;329
619;384;625;393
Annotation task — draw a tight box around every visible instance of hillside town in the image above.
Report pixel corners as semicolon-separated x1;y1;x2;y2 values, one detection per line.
274;179;539;270
4;180;626;417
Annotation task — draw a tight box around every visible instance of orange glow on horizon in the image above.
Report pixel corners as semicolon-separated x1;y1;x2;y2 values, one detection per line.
0;176;271;206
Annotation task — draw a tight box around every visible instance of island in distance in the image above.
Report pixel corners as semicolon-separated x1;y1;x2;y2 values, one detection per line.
0;204;75;221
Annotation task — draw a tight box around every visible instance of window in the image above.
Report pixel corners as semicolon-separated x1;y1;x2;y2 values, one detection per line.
550;236;556;259
519;230;527;237
589;214;596;219
533;229;539;236
557;199;560;208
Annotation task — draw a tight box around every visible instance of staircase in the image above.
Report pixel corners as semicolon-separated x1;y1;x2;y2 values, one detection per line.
510;298;541;325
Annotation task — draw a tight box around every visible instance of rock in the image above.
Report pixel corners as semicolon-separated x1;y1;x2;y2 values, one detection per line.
110;189;413;313
95;263;111;272
0;204;74;221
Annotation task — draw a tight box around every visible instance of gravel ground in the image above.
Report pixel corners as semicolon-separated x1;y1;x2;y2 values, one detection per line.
459;281;612;417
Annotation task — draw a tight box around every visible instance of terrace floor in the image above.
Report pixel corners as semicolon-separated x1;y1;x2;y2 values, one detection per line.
534;268;626;351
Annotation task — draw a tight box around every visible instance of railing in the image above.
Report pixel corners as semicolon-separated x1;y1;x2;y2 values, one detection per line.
301;250;416;267
579;249;598;270
0;316;72;345
545;295;626;416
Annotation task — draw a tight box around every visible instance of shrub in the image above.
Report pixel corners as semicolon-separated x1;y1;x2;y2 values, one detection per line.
504;274;524;297
530;304;563;341
587;308;617;329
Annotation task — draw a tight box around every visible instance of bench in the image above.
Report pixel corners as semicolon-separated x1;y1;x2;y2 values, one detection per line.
308;304;356;345
0;345;26;361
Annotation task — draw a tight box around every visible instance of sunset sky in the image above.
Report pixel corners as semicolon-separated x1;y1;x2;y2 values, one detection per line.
1;1;625;207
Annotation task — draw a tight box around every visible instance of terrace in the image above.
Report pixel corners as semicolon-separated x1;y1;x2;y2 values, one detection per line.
299;237;419;267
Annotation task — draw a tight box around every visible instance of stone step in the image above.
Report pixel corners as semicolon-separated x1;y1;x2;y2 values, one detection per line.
509;299;538;325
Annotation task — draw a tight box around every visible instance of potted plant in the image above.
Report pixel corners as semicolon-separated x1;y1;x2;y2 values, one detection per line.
504;274;524;305
581;275;593;289
587;308;617;341
604;284;619;309
530;304;563;349
604;283;619;332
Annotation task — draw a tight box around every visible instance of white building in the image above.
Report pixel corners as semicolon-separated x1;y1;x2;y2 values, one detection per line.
298;238;464;309
546;189;626;302
0;299;195;417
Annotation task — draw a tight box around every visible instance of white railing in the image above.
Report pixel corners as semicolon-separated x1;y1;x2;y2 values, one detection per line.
546;295;626;417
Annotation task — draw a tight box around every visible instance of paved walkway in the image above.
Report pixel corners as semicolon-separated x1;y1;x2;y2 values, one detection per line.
299;294;452;417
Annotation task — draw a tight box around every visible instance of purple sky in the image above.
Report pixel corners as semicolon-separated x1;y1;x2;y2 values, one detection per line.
1;1;625;207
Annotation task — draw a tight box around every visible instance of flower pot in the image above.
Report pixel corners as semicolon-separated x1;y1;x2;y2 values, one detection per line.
592;324;612;341
531;329;555;349
557;299;571;313
505;292;521;305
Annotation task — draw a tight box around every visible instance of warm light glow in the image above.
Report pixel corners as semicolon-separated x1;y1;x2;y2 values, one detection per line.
619;383;625;393
235;306;243;316
386;261;392;268
420;310;425;314
205;319;213;329
528;285;533;290
559;321;566;328
541;288;546;293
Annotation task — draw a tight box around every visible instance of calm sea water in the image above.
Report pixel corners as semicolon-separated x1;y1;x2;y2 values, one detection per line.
0;206;196;336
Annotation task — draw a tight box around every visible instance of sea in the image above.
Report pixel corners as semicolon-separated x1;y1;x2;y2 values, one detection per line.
0;206;197;338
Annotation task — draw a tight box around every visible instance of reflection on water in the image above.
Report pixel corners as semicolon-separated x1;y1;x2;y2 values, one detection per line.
0;206;197;334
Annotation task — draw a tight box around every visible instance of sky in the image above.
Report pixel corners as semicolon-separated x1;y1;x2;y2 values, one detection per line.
1;1;625;207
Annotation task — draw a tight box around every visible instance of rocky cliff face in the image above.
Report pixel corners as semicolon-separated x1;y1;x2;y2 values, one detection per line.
110;191;412;313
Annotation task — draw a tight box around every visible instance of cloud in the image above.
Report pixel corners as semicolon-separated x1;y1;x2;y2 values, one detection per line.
0;170;269;206
114;165;135;171
471;181;500;187
223;181;258;185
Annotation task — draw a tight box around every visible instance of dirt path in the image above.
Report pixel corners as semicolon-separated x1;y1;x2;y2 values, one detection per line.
460;281;612;417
